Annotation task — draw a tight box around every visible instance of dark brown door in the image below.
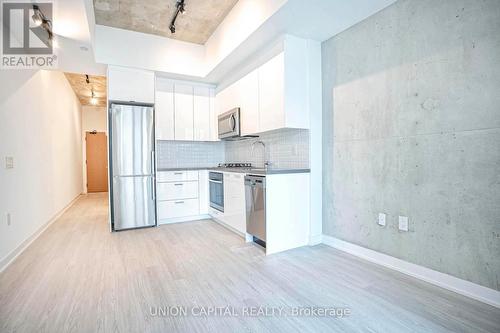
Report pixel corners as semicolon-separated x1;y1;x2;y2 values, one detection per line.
86;132;108;192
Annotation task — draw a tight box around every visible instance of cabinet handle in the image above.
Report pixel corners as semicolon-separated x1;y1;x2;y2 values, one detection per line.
174;172;183;175
175;201;184;204
174;183;184;186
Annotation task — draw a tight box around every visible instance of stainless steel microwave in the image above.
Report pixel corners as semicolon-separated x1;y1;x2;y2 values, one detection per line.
218;107;257;140
218;108;241;140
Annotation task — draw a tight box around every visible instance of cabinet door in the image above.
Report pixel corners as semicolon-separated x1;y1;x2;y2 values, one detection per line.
193;86;210;141
174;83;194;141
198;170;209;214
223;173;246;234
258;53;285;133
157;199;200;220
237;70;260;136
155;79;174;140
108;66;154;103
216;83;235;116
209;89;218;141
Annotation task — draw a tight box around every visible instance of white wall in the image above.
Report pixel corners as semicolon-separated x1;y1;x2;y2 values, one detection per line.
94;25;206;77
0;70;83;269
81;105;107;193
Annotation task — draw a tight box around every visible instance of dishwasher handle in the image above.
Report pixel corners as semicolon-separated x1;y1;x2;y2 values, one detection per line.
245;175;265;187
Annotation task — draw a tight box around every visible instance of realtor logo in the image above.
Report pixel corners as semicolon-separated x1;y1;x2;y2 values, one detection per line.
1;1;57;69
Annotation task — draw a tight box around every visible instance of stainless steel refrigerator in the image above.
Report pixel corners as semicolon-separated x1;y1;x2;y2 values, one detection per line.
109;102;156;231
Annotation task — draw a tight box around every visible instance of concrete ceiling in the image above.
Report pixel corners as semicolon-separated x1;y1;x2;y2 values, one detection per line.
93;0;238;44
64;73;107;107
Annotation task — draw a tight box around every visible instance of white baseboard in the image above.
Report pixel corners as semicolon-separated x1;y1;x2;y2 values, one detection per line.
0;194;82;274
210;217;245;238
157;214;211;225
309;233;323;246
321;235;500;309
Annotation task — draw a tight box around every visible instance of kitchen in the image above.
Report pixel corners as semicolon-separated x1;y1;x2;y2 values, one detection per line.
108;39;314;255
1;0;499;331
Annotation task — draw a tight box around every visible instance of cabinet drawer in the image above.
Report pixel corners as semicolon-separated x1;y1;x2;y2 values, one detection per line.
157;170;198;182
158;199;199;219
157;181;199;201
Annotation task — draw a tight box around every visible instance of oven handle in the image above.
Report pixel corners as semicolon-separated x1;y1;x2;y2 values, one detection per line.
209;179;223;184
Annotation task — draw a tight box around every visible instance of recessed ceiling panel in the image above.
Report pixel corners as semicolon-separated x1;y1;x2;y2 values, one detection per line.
64;73;107;107
93;0;238;45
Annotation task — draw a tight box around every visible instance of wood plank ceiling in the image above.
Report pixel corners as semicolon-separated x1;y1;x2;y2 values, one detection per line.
64;73;107;107
93;0;238;45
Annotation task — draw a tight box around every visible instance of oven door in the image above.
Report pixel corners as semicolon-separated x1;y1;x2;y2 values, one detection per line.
209;172;224;212
218;108;240;139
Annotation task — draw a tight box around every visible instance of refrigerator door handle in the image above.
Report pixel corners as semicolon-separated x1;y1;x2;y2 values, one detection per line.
151;151;155;175
151;177;155;201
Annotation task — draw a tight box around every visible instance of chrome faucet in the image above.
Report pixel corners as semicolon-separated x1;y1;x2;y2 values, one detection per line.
251;140;271;169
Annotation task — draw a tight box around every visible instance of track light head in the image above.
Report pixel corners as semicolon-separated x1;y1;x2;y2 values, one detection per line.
169;0;185;34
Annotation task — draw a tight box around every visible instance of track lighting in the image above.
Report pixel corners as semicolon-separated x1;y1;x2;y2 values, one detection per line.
86;75;98;105
169;0;186;34
91;90;97;105
31;5;53;41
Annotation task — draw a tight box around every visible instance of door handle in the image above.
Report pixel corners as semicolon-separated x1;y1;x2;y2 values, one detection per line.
151;177;155;201
151;151;155;175
230;114;236;131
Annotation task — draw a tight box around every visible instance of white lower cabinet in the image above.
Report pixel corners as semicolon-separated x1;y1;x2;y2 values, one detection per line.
158;199;199;220
157;170;198;182
157;181;198;201
220;172;246;234
198;170;209;215
156;170;206;224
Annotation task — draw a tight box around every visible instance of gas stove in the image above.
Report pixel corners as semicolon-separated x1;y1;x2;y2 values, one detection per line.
217;163;253;168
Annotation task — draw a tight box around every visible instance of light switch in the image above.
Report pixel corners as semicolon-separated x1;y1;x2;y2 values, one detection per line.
398;216;409;232
378;213;386;226
5;156;14;169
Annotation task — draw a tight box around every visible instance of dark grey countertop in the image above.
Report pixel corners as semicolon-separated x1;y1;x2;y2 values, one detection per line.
156;167;310;175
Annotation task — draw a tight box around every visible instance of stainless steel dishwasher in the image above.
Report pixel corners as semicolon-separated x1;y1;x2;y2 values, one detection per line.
245;175;266;244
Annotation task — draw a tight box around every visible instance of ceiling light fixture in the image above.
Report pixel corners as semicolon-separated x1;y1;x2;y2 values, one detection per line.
32;5;53;41
169;0;186;34
91;90;98;105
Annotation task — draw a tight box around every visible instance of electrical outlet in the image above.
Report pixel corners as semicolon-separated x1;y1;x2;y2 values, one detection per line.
6;213;12;226
5;156;14;169
378;213;386;226
398;216;409;232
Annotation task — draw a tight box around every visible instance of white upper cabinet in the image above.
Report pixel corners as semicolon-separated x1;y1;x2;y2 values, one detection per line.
155;78;216;142
209;89;218;141
237;70;260;136
215;82;236;116
174;83;194;141
258;53;285;133
215;47;309;136
108;66;154;103
155;79;174;140
193;86;210;141
215;69;259;136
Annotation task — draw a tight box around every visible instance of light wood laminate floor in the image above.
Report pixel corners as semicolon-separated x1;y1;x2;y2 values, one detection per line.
1;193;499;333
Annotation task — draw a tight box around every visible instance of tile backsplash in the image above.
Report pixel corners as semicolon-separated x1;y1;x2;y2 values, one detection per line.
157;128;310;169
225;129;310;169
156;141;225;168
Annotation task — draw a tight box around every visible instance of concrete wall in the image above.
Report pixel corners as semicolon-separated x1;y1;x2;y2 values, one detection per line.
0;70;83;268
322;0;500;290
